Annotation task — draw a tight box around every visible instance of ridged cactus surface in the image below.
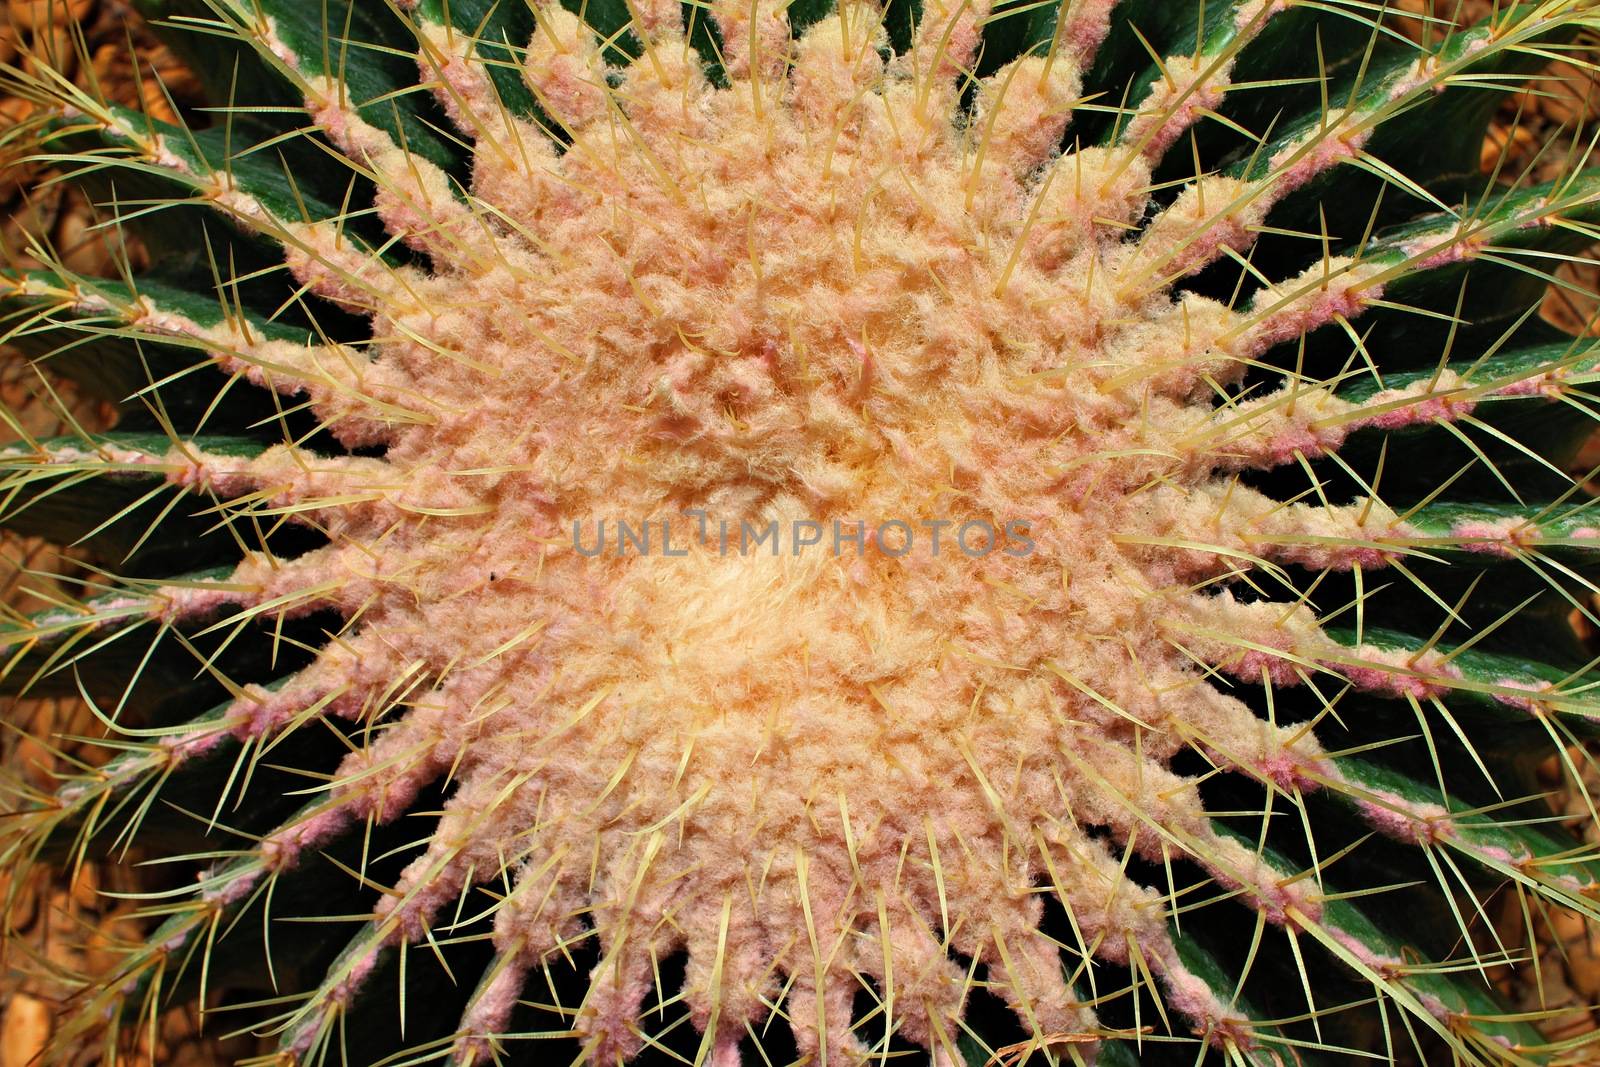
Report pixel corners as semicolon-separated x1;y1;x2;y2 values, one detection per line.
3;0;1600;1064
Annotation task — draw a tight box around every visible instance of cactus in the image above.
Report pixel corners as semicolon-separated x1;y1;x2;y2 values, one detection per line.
3;0;1600;1063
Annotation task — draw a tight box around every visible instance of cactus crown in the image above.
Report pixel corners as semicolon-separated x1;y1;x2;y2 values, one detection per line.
3;0;1600;1064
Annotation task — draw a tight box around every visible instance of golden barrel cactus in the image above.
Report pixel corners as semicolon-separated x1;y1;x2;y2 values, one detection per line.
3;0;1600;1064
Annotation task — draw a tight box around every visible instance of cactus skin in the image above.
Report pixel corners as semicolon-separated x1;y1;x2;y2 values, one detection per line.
3;1;1600;1065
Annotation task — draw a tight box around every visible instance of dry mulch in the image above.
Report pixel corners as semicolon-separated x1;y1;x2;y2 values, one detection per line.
1;0;200;273
2;0;1599;1065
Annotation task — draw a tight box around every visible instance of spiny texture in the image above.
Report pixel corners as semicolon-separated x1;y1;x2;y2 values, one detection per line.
4;1;1600;1065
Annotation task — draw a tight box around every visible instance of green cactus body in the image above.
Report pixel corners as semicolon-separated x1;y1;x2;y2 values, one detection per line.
2;0;1599;1064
